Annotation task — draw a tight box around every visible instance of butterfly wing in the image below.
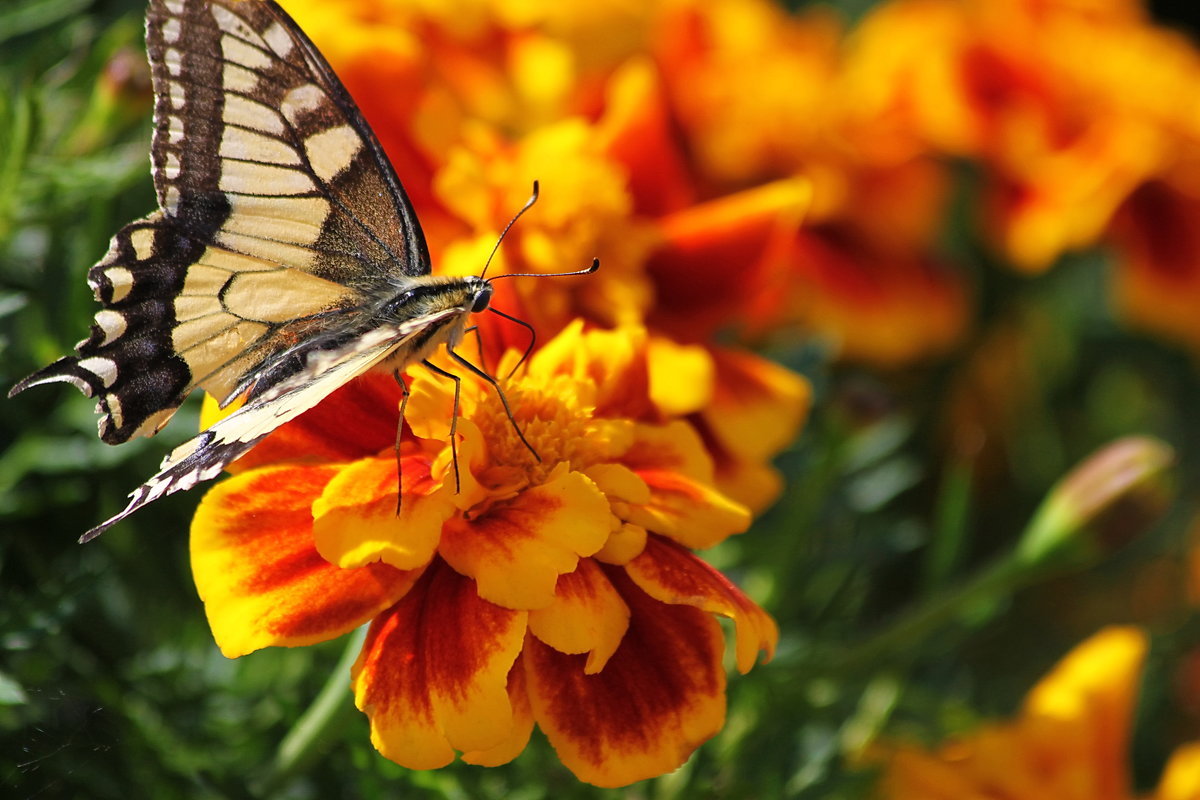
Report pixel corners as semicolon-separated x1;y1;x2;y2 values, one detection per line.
78;307;466;543
11;0;431;443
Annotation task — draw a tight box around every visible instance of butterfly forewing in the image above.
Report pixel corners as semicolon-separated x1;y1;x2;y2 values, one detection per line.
12;0;433;443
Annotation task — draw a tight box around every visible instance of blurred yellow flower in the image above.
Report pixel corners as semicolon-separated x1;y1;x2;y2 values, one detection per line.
874;627;1200;800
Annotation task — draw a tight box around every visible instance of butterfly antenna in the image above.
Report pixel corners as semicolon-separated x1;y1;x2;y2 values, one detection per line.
480;181;540;281
486;258;601;283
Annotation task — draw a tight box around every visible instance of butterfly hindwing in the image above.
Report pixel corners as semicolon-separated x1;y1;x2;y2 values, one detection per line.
78;309;465;542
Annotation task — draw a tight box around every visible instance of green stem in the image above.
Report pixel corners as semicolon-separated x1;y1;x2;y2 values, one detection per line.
835;554;1029;670
253;626;367;798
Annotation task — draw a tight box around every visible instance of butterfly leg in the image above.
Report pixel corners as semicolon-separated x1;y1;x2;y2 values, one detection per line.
465;324;488;374
447;348;541;463
392;370;409;514
485;307;536;379
421;359;463;494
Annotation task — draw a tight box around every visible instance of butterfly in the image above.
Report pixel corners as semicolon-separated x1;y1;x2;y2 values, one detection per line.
9;0;594;542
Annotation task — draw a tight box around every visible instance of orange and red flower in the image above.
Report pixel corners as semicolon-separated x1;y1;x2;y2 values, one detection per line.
191;323;777;786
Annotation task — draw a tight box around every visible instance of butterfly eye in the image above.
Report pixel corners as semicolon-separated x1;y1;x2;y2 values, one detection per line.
471;283;494;313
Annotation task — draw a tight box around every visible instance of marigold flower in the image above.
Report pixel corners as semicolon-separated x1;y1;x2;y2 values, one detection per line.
841;0;1200;272
873;627;1200;799
190;323;776;786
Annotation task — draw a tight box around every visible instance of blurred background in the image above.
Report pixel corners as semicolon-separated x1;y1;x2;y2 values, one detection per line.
4;0;1200;797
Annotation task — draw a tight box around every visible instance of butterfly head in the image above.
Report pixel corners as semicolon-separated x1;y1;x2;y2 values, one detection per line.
470;279;494;313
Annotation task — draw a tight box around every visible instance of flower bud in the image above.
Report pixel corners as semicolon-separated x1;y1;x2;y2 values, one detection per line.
1018;436;1174;566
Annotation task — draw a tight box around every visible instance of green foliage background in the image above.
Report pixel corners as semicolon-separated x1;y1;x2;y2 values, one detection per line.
3;1;1200;798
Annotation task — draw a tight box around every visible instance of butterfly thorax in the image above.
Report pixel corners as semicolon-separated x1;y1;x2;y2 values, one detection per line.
372;275;492;371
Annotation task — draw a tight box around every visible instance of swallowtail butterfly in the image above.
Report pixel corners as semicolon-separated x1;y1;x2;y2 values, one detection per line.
10;0;593;541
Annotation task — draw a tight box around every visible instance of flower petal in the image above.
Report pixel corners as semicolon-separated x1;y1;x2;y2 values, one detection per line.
646;179;812;343
1158;742;1200;800
529;559;631;674
625;469;750;549
593;522;649;565
646;335;714;416
619;423;751;547
626;536;777;673
1022;624;1146;794
525;568;726;787
353;562;529;768
596;58;696;216
704;345;811;465
622;419;716;482
461;657;536;768
312;455;453;570
440;465;611;609
190;464;419;658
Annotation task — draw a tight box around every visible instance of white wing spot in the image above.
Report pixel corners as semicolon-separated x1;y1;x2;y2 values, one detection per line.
210;4;257;39
129;228;156;261
281;84;326;125
262;22;294;59
218;160;315;195
162;18;182;43
167;115;184;144
304;125;362;183
164;0;184;14
169;81;185;109
219;125;300;165
222;62;260;94
164;47;182;77
105;267;135;302
77;357;119;388
165;186;181;212
107;395;124;428
93;310;129;346
163;152;181;180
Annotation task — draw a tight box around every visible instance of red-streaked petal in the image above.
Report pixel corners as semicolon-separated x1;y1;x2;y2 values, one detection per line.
596;59;696;217
462;656;535;767
353;562;529;769
201;374;404;473
440;466;612;610
621;420;716;482
190;464;419;658
312;455;453;570
529;559;631;674
525;568;726;788
616;422;750;548
626;536;778;673
705;346;811;464
647;179;812;343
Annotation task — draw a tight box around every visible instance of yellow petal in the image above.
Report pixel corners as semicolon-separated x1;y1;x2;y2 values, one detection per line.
439;465;612;609
528;559;631;674
312;455;453;570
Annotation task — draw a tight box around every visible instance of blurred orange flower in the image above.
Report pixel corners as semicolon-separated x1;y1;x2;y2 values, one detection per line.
281;0;967;376
190;323;777;786
873;627;1200;799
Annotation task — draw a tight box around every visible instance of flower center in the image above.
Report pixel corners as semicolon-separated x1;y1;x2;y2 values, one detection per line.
474;373;599;484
